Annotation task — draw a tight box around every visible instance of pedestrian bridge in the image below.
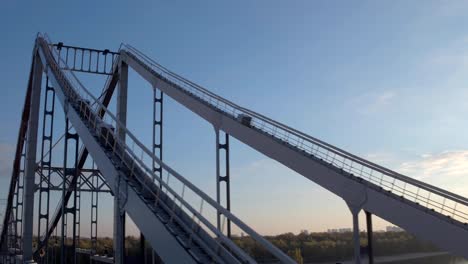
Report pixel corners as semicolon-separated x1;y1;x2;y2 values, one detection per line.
0;33;467;263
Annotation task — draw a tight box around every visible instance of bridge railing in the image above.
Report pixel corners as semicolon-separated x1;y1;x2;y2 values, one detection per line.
38;34;294;263
124;44;468;225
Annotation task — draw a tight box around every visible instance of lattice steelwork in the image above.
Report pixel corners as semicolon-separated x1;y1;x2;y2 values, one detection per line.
37;78;55;264
90;166;99;255
216;130;231;238
60;120;79;264
152;88;163;183
74;169;81;260
12;145;25;253
53;43;118;75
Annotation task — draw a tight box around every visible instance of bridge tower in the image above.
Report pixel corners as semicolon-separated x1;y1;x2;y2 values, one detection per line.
0;35;294;264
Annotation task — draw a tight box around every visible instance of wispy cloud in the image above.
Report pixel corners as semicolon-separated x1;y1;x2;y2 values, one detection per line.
423;35;468;79
397;150;468;196
435;1;468;18
364;152;398;167
427;51;468;70
350;90;397;114
375;91;396;106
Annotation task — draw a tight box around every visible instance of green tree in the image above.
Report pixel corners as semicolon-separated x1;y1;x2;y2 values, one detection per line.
287;248;303;264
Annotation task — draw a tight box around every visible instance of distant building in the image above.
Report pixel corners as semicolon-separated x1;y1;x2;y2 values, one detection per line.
327;228;352;233
386;226;403;232
300;229;309;235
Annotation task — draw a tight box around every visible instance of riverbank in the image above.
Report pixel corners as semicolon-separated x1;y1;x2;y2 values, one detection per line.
309;251;467;264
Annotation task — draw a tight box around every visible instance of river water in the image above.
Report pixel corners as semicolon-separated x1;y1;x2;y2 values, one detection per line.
395;255;467;264
307;252;468;264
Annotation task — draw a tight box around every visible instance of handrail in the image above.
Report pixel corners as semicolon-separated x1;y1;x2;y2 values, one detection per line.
123;44;468;224
37;34;295;263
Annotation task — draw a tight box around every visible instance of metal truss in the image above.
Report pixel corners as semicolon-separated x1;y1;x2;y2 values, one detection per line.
0;39;120;264
35;167;111;194
52;43;118;75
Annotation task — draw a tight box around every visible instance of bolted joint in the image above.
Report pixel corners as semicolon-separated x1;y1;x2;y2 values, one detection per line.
218;175;229;183
64;207;75;214
65;132;78;140
218;143;228;150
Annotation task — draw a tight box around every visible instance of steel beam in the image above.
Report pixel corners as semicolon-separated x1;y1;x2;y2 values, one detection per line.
116;61;128;140
113;59;128;264
22;52;43;262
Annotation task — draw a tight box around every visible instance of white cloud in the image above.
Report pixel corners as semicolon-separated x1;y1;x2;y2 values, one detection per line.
397;150;468;197
399;150;468;179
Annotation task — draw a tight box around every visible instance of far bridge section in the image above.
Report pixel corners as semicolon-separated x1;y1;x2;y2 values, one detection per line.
121;45;468;260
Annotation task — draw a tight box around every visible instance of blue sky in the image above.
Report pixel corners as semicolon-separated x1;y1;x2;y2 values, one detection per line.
2;1;468;237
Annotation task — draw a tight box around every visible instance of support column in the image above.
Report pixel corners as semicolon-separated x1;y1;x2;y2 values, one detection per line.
90;166;99;255
116;61;128;140
22;53;43;263
114;60;128;264
74;175;81;263
365;211;374;264
349;206;361;264
215;129;231;237
60;120;79;264
139;234;145;264
152;87;163;183
113;202;125;264
37;78;55;264
149;86;163;264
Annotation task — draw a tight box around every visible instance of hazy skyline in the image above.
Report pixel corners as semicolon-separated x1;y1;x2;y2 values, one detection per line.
2;1;468;237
